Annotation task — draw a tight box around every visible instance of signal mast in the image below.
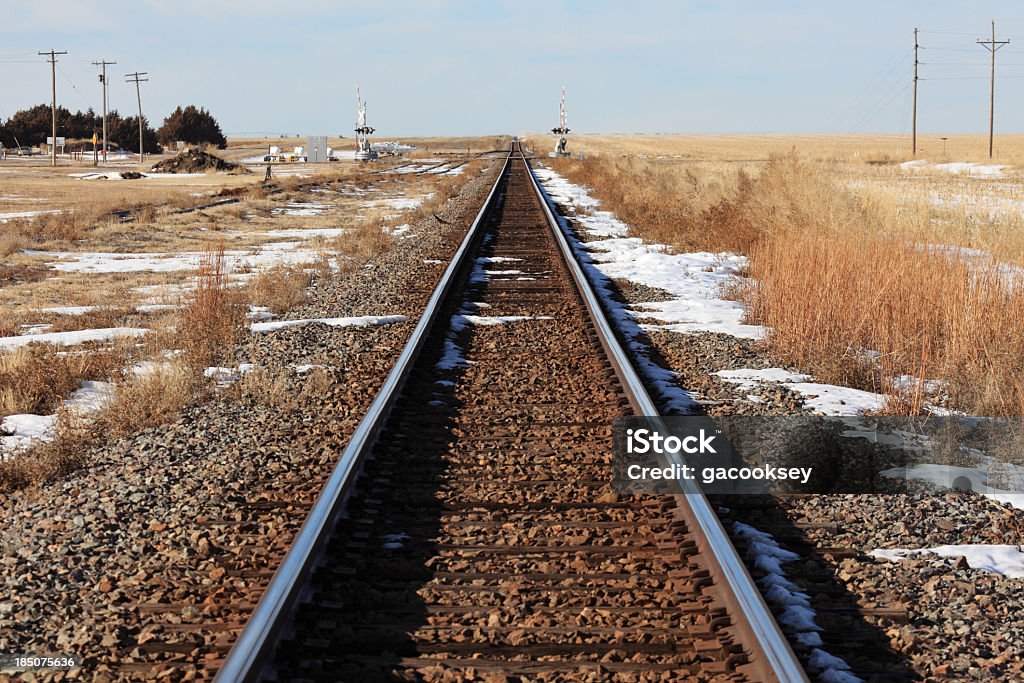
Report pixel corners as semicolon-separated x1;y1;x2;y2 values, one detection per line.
354;83;378;161
551;84;570;157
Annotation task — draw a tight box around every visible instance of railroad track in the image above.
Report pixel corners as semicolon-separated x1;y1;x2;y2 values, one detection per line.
216;143;807;682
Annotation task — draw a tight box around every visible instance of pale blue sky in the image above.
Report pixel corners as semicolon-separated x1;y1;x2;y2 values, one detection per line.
4;1;1024;137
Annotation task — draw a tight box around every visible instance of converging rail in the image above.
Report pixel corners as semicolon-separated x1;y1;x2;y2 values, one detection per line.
215;143;807;682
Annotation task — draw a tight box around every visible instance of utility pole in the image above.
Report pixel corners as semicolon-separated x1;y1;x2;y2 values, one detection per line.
912;28;919;156
92;60;115;165
125;72;148;163
978;21;1009;159
38;49;67;167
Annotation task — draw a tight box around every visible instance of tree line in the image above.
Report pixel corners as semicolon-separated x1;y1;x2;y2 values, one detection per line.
0;104;227;154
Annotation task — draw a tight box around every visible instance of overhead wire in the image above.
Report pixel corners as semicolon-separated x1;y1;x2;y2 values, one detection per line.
830;47;913;133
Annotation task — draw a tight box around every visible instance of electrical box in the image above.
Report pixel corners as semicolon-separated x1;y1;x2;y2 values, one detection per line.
307;136;328;163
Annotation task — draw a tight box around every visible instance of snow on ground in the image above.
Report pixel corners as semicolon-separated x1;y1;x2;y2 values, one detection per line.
371;193;432;210
0;194;48;202
0;327;148;350
533;165;756;413
388;163;441;175
26;244;324;274
291;364;326;374
204;363;257;385
883;459;1024;511
899;160;1007;177
733;522;861;682
260;227;346;239
532;166;764;340
871;545;1024;578
532;167;897;417
250;315;407;333
436;313;552;371
715;368;885;416
386;224;413;237
1;380;115;455
0;209;62;222
29;304;181;316
271;202;331;216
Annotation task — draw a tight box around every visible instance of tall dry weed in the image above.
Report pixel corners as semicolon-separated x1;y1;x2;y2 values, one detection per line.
177;242;246;371
554;151;1024;415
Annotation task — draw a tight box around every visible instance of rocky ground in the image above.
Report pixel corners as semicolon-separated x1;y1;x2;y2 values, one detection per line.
0;163;498;681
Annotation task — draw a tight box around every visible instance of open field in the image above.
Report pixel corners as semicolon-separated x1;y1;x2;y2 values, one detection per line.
529;133;1024;416
530;132;1024;167
0;146;487;486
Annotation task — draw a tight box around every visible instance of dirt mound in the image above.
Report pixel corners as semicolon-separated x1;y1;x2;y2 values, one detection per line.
150;149;244;174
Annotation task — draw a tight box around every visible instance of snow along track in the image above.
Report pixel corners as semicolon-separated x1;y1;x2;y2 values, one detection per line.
215;143;807;682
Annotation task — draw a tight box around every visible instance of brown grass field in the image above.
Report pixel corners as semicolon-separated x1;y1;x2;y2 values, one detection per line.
0;144;491;489
530;132;1024;166
530;133;1024;416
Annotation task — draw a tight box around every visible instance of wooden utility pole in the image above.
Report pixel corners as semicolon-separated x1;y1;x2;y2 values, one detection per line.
978;21;1009;158
92;60;115;165
38;49;67;167
125;72;148;163
912;28;919;156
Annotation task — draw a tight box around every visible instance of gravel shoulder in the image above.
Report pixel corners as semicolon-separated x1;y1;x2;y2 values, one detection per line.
0;163;499;681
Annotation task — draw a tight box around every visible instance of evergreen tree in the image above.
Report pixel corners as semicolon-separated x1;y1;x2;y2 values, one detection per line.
157;105;227;149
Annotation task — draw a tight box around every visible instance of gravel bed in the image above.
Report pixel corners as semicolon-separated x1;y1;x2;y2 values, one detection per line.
0;163;499;681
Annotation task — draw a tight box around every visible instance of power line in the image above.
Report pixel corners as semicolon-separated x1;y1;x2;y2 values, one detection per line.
38;49;67;167
125;71;149;163
93;60;116;165
913;28;919;154
831;47;913;133
56;62;94;110
978;20;1009;158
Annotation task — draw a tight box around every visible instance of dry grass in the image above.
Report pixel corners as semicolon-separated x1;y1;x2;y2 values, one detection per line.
98;361;195;438
549;155;758;253
235;365;333;413
749;228;1024;414
0;410;100;492
247;264;313;315
331;222;395;270
550;147;1024;416
0;344;125;416
177;242;247;372
529;133;1024;168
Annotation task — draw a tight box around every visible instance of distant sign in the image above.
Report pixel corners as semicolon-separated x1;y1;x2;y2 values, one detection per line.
307;136;327;163
46;136;66;146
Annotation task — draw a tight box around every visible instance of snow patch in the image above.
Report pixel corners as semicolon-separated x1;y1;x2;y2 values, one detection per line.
733;522;860;681
871;545;1024;578
714;367;885;415
0;327;148;351
899;160;1007;177
1;381;115;454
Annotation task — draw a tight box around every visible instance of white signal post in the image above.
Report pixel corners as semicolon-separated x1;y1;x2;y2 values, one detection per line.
354;83;378;161
551;84;570;157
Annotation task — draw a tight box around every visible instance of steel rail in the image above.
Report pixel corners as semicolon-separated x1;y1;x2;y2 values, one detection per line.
218;141;807;682
214;149;514;683
522;142;809;683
